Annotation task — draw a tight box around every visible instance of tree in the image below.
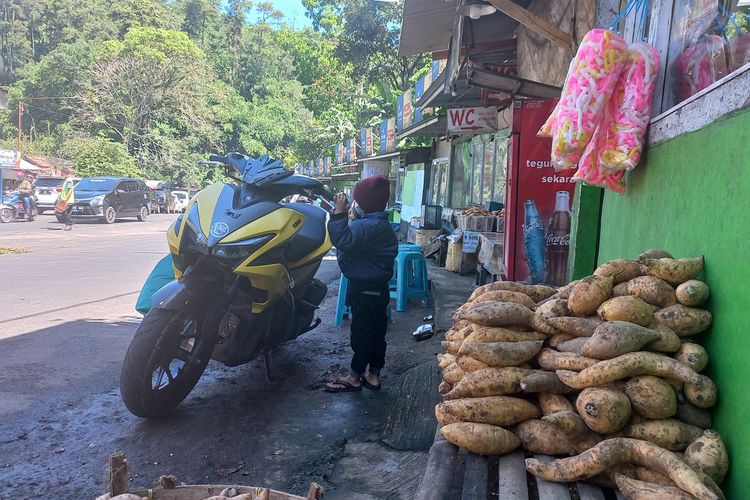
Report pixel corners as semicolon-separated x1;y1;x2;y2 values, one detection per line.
64;135;141;178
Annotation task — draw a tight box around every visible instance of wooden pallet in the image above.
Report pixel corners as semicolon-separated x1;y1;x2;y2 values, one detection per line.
460;450;625;500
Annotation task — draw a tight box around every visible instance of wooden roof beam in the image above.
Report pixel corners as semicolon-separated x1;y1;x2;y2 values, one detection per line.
484;0;575;50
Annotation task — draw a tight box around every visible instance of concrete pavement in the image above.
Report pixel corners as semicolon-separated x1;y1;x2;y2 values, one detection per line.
0;213;472;498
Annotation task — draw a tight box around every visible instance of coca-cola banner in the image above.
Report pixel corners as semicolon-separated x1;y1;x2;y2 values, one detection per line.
506;99;576;286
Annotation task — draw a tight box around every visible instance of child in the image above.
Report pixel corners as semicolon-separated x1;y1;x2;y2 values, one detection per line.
325;175;398;392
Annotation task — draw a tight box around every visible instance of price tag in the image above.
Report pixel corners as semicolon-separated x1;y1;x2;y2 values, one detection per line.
463;231;479;253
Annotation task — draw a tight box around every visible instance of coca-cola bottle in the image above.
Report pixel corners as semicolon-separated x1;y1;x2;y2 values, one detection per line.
545;191;571;286
523;199;546;284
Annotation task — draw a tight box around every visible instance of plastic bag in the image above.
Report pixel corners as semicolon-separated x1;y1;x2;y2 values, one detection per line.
573;119;627;194
728;31;750;71
673;34;729;102
543;29;629;169
599;42;661;172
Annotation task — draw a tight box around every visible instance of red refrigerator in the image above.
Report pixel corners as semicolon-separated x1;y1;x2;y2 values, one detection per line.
503;99;576;286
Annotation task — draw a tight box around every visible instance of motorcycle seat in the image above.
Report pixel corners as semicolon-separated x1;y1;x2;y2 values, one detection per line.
283;203;327;262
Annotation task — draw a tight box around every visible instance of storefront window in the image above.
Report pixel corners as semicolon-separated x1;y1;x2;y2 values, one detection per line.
450;142;472;208
493;138;507;203
471;142;483;205
666;1;749;108
482;138;495;203
429;159;449;206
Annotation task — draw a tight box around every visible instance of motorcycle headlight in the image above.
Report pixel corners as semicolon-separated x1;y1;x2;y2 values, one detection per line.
91;195;105;206
213;235;273;261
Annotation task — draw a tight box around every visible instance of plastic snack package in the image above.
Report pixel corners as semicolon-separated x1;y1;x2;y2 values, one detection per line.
549;28;629;170
599;42;661;172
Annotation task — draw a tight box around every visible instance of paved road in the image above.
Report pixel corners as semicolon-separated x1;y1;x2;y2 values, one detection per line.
0;213;443;498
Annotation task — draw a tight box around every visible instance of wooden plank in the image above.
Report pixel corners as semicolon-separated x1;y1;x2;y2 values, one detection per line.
496;450;529;499
576;481;606;500
414;427;461;500
533;455;570;499
461;453;488;500
485;0;575;50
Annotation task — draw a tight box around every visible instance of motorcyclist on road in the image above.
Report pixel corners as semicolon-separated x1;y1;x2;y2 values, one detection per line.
18;174;34;216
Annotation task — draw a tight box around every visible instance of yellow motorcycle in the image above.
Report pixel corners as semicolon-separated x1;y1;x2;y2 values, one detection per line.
120;153;333;418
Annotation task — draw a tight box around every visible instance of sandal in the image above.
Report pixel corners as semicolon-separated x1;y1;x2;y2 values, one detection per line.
360;375;381;391
324;378;362;393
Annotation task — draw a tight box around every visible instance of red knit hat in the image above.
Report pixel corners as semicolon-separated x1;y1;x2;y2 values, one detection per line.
353;175;390;213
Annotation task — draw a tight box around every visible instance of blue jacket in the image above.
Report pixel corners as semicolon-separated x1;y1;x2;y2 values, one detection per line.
327;211;398;289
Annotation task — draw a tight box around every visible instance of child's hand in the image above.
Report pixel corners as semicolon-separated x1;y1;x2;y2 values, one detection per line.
334;193;350;214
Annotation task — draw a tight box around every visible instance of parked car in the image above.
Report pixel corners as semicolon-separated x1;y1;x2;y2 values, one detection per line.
171;190;189;212
154;188;176;213
33;176;64;213
69;177;152;224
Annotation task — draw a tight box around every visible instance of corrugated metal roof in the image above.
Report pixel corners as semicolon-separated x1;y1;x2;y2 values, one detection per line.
398;0;458;57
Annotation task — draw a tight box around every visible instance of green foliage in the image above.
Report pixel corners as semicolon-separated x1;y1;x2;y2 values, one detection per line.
0;0;431;185
64;136;141;178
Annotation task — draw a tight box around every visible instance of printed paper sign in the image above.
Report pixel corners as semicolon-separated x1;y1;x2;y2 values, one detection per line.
447;107;498;133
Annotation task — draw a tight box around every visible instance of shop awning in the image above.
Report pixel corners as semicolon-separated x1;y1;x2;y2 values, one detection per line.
396;116;447;140
398;0;457;57
357;151;401;163
467;64;561;99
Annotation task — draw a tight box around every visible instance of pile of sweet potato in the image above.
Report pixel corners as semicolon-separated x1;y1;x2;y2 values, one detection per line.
436;249;727;499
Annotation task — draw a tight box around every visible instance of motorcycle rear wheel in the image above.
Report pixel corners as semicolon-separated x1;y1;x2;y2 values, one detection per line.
120;305;220;418
0;208;12;223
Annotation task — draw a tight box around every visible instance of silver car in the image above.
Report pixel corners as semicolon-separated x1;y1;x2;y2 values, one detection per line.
33;176;65;213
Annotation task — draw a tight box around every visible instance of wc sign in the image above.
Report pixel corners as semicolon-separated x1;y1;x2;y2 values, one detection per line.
447;106;498;133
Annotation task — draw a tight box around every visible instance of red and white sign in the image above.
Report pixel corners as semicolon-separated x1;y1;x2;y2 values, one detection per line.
447;106;498;133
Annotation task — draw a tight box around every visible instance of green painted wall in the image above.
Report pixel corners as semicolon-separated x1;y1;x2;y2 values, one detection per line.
597;108;750;498
568;183;604;280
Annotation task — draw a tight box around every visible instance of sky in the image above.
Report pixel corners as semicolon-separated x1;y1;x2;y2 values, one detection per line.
246;0;313;28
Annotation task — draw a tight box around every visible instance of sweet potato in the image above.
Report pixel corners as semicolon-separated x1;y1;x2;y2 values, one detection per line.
683;376;718;408
437;353;456;369
644;322;681;353
614;473;694;500
435;404;463;425
457;301;534;327
546;317;603;337
520;371;573;394
597;296;654;326
634;466;673;486
458;340;543;367
471;289;538;309
536;298;569;318
538;392;575;415
612;282;629;297
542;410;589;439
638;248;674;260
684;429;729;484
469;282;556;303
568;275;615;316
594;259;644;284
440;422;520;455
624;376;677;419
547;333;574;348
674;343;708;372
626;276;678;307
625;419;703;451
444;367;530;399
654;305;712;336
582;321;661;360
676;401;712;428
439;396;540;426
442;364;465;385
441;341;462;355
455;355;489;372
465;325;546;343
529;313;561;335
676;280;710;307
444;327;469;342
556;352;706;389
576;387;631;434
557;280;579;299
537;348;599;371
525;438;717;499
557;337;590;354
514;419;576;455
640;257;704;286
438;381;452;396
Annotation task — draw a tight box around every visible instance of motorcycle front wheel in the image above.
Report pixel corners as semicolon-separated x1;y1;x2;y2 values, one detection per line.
120;305;220;418
0;208;12;223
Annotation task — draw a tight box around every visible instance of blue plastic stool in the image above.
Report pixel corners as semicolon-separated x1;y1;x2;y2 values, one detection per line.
398;243;422;253
335;274;393;326
335;274;352;327
390;251;431;312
